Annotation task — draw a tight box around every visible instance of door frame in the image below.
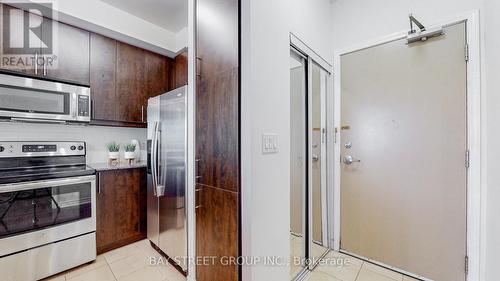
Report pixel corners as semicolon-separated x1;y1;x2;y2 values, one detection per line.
306;56;329;268
332;10;482;281
186;0;196;280
290;34;334;273
290;37;334;245
289;47;309;280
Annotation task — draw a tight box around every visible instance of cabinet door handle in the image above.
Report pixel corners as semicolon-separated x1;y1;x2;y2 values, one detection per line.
43;57;47;76
141;106;144;123
98;172;101;194
91;99;95;119
195;187;202;209
195;158;201;182
196;57;202;78
34;52;38;75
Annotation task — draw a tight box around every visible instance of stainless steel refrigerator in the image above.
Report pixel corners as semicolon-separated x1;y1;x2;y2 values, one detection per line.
147;86;187;272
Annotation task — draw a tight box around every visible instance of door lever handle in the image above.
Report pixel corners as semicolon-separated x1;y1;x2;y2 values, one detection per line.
343;155;361;165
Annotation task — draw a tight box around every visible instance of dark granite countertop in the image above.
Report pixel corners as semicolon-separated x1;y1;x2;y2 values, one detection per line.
88;161;147;171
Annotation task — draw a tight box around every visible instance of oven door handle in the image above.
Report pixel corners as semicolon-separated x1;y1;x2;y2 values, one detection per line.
0;175;96;194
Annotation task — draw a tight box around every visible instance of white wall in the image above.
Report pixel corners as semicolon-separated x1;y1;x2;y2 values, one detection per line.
241;0;333;280
483;0;500;280
289;0;335;64
331;0;500;280
331;0;485;51
0;122;147;164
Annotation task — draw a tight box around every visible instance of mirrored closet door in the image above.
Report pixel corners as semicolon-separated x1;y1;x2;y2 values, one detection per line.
290;48;307;279
290;47;331;280
308;61;329;268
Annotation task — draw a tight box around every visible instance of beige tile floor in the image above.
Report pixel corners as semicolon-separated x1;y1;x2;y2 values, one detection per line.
40;237;421;281
306;250;421;281
42;240;186;281
290;234;309;278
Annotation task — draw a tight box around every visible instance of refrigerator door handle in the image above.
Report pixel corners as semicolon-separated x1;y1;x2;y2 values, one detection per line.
151;121;158;196
155;122;165;197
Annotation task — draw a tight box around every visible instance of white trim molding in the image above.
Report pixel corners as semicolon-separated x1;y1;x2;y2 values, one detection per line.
290;33;333;74
186;0;196;280
332;10;482;281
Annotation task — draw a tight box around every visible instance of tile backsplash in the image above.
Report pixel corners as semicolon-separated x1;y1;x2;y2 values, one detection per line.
0;122;147;163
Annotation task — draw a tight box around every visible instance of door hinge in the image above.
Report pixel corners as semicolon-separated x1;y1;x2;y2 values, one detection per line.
465;43;469;62
334;127;338;144
465;255;469;275
465;149;470;168
322;128;326;144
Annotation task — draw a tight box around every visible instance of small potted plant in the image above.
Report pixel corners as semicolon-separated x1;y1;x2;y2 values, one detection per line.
107;142;120;163
124;143;136;163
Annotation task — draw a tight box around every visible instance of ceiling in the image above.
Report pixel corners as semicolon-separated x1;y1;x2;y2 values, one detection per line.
101;0;187;33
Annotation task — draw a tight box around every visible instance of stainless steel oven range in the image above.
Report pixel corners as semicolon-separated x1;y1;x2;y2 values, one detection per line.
0;141;96;281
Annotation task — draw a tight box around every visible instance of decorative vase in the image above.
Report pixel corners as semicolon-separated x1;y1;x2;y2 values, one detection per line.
108;151;120;166
131;139;141;161
124;151;135;160
108;151;120;159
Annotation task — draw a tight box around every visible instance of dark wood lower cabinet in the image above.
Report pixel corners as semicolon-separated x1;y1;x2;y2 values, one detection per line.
96;168;147;254
196;185;239;281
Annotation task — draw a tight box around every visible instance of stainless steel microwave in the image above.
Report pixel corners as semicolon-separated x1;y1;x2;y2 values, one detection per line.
0;74;91;123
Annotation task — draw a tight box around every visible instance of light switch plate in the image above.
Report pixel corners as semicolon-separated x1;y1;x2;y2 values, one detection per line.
262;134;278;154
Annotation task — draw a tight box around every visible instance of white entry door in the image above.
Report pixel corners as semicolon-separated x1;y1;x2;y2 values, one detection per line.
340;22;467;281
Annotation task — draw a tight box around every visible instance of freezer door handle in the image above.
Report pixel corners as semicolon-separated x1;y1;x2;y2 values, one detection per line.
151;121;159;196
155;122;165;197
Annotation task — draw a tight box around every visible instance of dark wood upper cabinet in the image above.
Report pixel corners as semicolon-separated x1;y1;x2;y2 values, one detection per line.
0;5;90;85
144;50;171;103
90;33;116;121
143;50;171;123
44;21;90;85
0;4;176;127
96;168;147;254
91;38;173;126
196;0;238;81
0;5;41;76
172;50;188;89
116;42;146;123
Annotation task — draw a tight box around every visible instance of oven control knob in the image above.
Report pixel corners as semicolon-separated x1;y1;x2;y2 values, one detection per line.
0;146;4;152
70;146;76;151
78;145;84;151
